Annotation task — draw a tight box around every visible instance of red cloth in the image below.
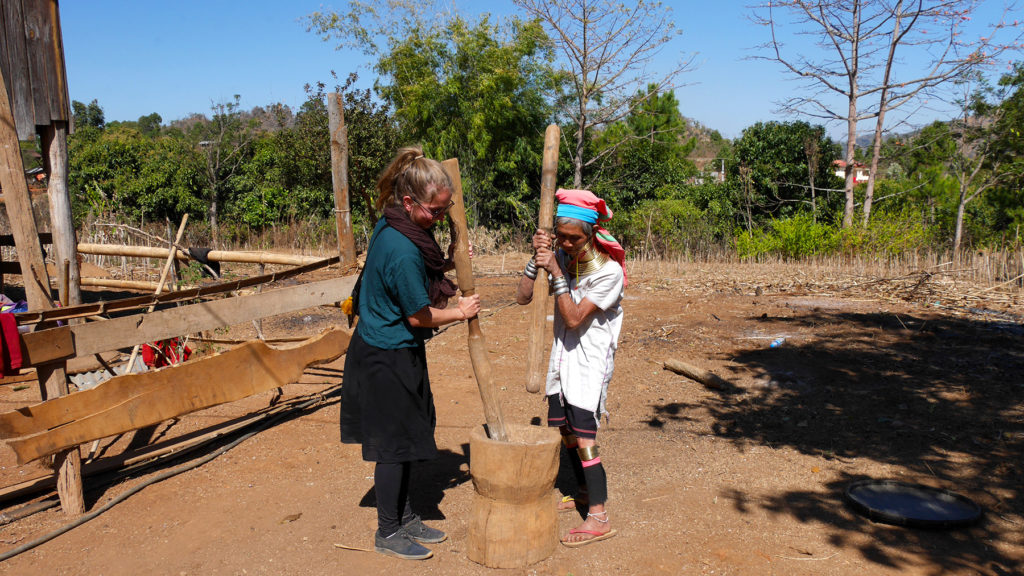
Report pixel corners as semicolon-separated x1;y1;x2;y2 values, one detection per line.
0;313;22;376
142;338;192;368
555;189;628;286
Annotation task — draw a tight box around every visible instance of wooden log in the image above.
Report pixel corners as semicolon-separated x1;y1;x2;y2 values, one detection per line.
442;158;507;442
526;124;560;393
0;61;83;513
328;92;355;266
663;359;731;390
467;424;560;568
6;329;351;464
75;244;323;266
44;121;80;305
18;273;357;364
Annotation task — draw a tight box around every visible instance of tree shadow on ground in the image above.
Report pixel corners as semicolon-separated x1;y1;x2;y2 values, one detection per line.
653;308;1023;574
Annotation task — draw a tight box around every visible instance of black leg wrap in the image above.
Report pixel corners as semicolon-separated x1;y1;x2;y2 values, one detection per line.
565;445;587;487
581;461;607;505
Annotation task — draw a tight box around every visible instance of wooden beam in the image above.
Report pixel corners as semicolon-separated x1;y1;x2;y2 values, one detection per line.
526;124;560;393
443;158;507;441
15;255;342;325
329;92;355;266
18;273;356;365
0;232;52;246
7;329;351;464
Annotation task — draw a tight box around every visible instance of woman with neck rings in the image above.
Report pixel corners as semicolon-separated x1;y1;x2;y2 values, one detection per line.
516;188;626;547
340;146;481;560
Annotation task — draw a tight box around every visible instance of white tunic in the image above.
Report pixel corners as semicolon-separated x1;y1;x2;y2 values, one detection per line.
544;252;625;414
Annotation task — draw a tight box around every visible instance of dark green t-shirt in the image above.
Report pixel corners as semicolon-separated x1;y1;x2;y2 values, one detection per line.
356;219;432;349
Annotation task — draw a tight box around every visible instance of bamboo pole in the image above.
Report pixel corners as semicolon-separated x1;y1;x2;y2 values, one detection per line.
329;92;355;266
78;278;198;292
526;124;560;393
124;215;189;373
75;244;322;266
442;158;507;442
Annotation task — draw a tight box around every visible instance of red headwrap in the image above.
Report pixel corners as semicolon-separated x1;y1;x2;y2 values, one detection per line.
555;189;627;286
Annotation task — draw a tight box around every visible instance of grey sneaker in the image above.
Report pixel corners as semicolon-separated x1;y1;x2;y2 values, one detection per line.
374;528;433;560
402;514;448;543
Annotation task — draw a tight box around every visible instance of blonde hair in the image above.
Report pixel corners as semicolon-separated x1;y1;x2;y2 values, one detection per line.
375;145;453;212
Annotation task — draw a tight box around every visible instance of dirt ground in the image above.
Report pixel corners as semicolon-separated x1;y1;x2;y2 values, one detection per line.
0;255;1021;575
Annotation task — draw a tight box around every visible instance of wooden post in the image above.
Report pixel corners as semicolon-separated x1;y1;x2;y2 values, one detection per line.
43;120;80;305
526;124;560;393
0;62;84;514
328;92;355;266
442;158;507;442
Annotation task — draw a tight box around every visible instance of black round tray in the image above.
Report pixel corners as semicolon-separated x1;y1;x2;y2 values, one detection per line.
844;480;983;529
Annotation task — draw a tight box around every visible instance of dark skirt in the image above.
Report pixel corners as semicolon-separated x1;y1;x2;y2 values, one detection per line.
340;330;437;463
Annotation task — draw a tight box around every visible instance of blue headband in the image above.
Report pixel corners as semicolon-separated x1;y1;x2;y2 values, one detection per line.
556;204;599;224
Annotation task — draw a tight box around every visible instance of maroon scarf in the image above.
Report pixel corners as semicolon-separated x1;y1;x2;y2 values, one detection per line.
383;206;457;308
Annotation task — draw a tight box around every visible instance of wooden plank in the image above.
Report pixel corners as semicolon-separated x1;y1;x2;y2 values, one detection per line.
44;0;68;122
0;58;51;310
443;158;507;441
328;92;355;266
14;255;342;325
17;324;72;366
526;124;560;393
22;0;51;127
1;329;344;439
7;329;351;464
16;273;356;365
1;0;34;140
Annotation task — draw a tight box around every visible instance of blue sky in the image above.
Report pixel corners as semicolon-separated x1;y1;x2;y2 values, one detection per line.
59;1;1021;139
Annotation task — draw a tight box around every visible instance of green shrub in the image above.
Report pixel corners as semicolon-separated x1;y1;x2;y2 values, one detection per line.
735;213;839;259
839;207;932;256
617;199;715;258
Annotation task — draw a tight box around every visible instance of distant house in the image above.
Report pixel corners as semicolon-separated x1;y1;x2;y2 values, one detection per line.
833;160;870;183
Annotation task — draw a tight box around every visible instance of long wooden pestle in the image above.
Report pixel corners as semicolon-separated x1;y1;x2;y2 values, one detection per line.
442;158;508;442
526;124;560;393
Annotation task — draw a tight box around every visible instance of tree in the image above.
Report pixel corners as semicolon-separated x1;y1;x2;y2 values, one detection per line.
137;112;163;137
308;2;557;227
590;85;697;210
732;120;841;223
753;0;1022;228
513;0;695;188
71;99;105;129
191;95;257;245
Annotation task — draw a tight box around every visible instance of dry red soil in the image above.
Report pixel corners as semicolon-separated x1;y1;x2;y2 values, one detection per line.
0;257;1021;575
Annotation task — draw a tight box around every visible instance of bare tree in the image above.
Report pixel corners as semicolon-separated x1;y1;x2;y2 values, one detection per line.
195;96;257;246
513;0;695;187
947;82;1008;254
752;0;1021;228
803;127;823;221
